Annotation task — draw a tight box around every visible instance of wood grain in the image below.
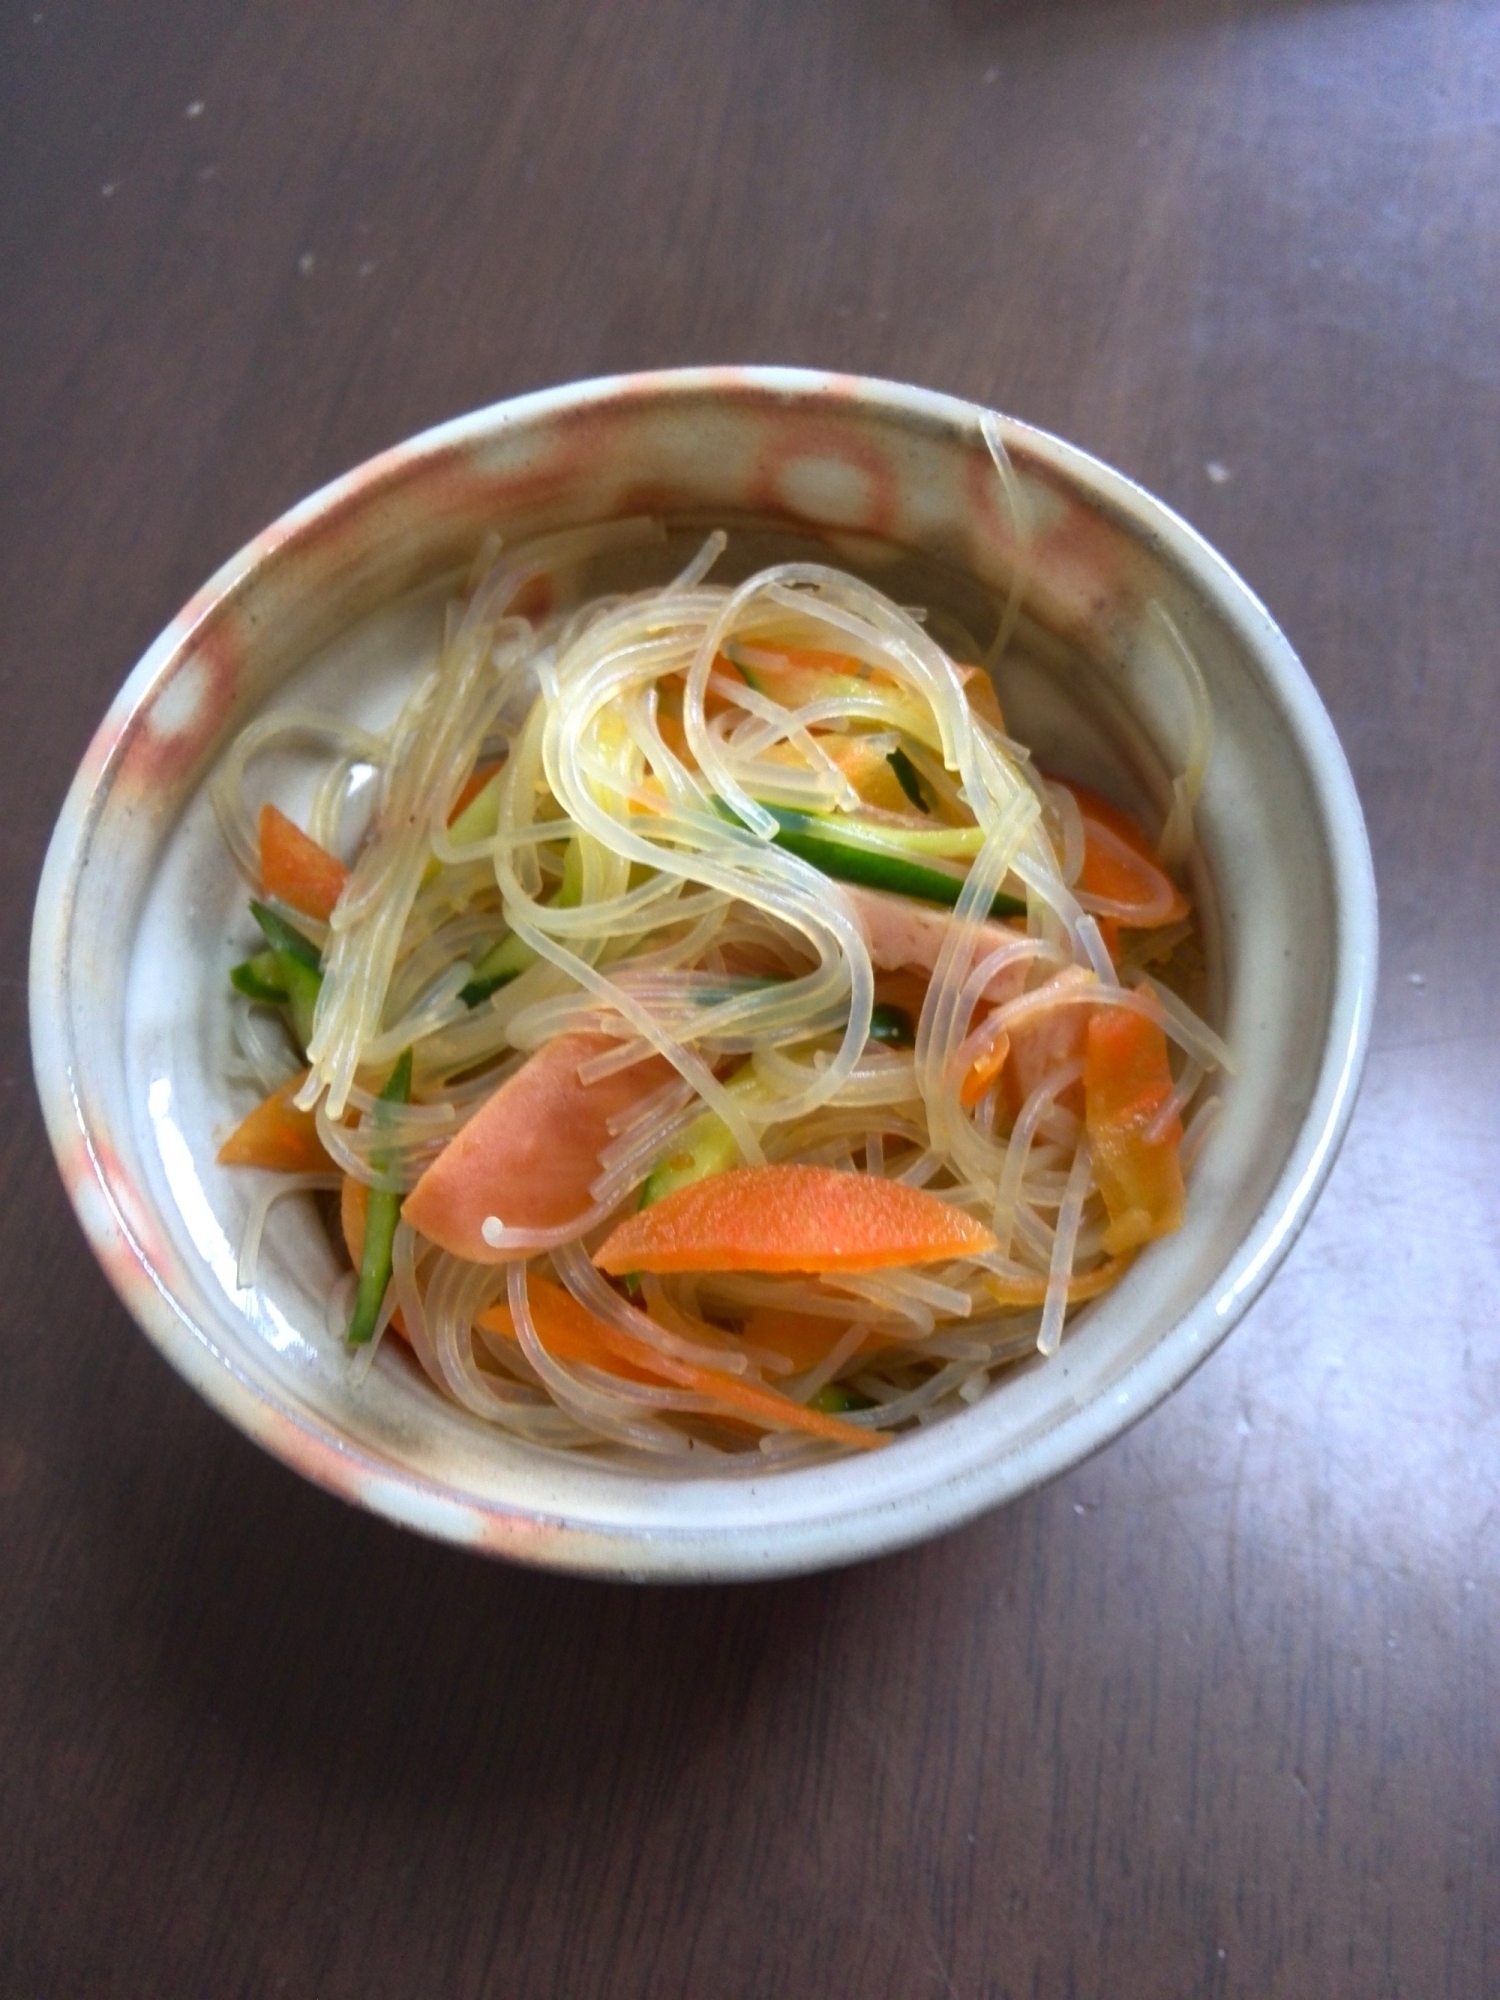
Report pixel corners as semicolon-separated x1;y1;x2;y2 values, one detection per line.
2;2;1497;1994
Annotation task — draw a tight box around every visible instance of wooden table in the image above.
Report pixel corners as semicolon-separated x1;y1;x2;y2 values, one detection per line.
4;4;1496;1993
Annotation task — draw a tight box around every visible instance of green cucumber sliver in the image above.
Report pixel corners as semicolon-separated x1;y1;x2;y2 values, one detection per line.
347;1050;413;1348
887;747;930;813
716;798;1025;920
460;931;537;1007
249;900;322;970
278;955;322;1052
446;769;503;847
770;824;1025;921
230;951;287;1004
867;1003;915;1047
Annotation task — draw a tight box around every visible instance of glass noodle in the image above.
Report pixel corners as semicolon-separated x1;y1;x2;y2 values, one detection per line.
215;507;1229;1464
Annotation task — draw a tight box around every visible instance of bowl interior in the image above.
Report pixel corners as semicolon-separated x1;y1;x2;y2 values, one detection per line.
32;371;1374;1577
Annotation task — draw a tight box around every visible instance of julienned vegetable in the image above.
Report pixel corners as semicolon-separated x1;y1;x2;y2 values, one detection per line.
259;802;349;922
212;520;1226;1464
218;1070;330;1174
594;1163;1000;1275
476;1277;883;1452
347;1048;413;1347
738;803;1027;921
1083;1006;1186;1253
247;901;322;1048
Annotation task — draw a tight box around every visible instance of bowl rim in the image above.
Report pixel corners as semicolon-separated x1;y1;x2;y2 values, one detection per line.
29;365;1379;1578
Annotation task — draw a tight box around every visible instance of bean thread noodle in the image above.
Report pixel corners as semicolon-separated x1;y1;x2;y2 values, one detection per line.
215;494;1226;1464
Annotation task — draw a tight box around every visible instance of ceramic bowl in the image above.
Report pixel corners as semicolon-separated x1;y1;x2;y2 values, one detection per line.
29;368;1377;1579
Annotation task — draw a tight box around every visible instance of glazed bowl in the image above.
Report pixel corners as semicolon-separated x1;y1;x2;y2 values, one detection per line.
29;368;1377;1579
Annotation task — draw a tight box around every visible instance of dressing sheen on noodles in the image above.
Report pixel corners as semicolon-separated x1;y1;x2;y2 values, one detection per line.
212;517;1228;1466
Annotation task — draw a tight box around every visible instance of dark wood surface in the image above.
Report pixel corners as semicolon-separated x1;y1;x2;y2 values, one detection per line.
4;3;1497;1994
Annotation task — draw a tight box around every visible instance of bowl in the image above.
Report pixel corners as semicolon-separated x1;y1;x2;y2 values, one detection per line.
29;368;1377;1580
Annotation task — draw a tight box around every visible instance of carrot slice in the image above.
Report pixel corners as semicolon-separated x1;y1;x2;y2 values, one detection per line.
960;1029;1010;1110
818;736;914;815
1064;783;1190;929
981;1253;1135;1308
258;803;349;923
954;663;1005;729
477;1277;884;1451
218;1070;332;1173
724;643;1001;731
720;643;882;700
740;1307;889;1373
340;1174;368;1267
478;1280;657;1383
1084;1007;1186;1254
594;1163;997;1276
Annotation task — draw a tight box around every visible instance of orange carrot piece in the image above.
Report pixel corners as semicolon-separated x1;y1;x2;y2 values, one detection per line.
722;643;879;682
340;1174;368;1267
960;1029;1010;1110
819;737;914;815
981;1253;1135;1309
654;708;691;766
718;646;894;722
954;663;1005;729
740;1307;889;1374
258;803;349;923
218;1071;333;1173
478;1281;677;1388
633;1339;886;1450
1064;783;1190;929
726;643;1000;728
593;1163;997;1276
1084;1007;1186;1255
478;1278;884;1450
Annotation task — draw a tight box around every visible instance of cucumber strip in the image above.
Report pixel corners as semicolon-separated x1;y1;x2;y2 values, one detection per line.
749;804;1026;920
557;838;584;908
459;850;581;1007
721;643;877;701
446;769;504;848
249;901;323;1048
765;802;988;862
279;958;323;1053
230;950;288;1004
887;746;930;814
810;1384;877;1414
420;769;505;889
638;1110;740;1209
249;900;321;970
637;1065;764;1209
347;1049;412;1347
459;931;538;1007
867;1003;915;1048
